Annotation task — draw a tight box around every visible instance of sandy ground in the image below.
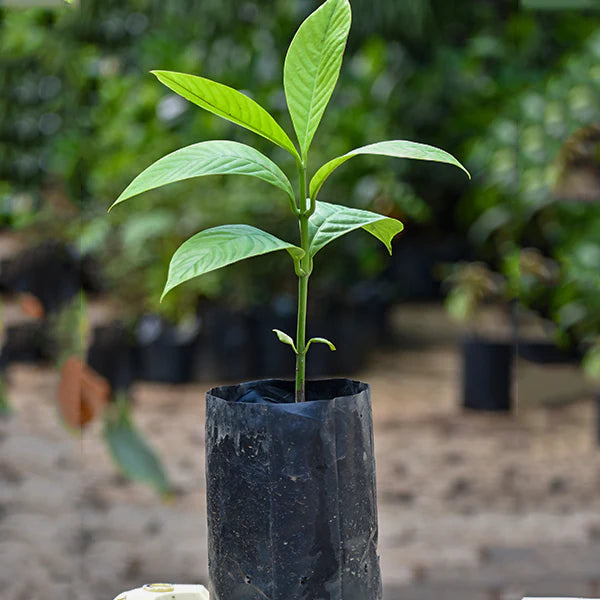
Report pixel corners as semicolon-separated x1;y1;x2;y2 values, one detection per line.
1;305;599;600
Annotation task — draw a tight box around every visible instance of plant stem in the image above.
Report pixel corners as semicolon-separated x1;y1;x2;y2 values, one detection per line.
295;162;311;402
295;264;308;402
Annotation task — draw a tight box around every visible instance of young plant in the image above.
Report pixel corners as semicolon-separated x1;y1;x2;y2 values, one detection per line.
110;0;469;402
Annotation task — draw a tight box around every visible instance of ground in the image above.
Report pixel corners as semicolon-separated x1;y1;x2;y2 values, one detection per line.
0;304;599;600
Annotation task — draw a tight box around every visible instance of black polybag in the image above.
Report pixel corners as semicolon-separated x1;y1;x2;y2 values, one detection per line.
462;338;513;412
206;378;382;600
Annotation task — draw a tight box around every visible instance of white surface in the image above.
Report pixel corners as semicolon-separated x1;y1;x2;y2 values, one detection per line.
112;583;209;600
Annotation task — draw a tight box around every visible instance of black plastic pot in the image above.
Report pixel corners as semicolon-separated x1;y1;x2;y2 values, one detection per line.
2;321;47;364
306;301;370;377
386;235;471;301
251;297;297;379
191;304;257;382
1;241;81;313
87;324;136;392
462;338;514;412
349;281;394;350
206;378;381;600
517;340;580;365
134;315;198;384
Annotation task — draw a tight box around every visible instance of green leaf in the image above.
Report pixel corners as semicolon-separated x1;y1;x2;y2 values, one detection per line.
308;200;403;257
163;225;304;300
446;288;476;323
0;376;9;416
104;400;170;496
273;329;298;353
152;70;299;160
310;140;471;199
582;344;600;382
306;336;336;352
284;0;351;159
111;140;294;210
522;0;600;9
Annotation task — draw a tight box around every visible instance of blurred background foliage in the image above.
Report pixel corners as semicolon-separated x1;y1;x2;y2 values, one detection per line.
0;0;598;372
464;29;600;376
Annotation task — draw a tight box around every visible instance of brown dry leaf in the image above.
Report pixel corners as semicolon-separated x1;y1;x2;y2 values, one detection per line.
58;356;111;428
20;293;45;320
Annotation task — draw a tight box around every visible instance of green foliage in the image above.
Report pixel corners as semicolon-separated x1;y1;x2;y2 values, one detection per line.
308;201;403;256
111;0;468;401
272;329;297;353
582;342;600;382
522;0;600;8
162;225;303;300
2;0;591;317
48;292;88;368
443;262;505;324
104;396;170;497
283;0;351;159
151;70;299;159
461;29;600;369
0;377;9;417
111;140;295;209
310;140;470;200
306;336;337;352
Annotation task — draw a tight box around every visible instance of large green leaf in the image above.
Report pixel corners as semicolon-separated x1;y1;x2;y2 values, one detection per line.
308;200;403;256
283;0;351;160
111;140;294;209
104;400;170;497
310;140;471;199
152;70;299;159
162;225;304;299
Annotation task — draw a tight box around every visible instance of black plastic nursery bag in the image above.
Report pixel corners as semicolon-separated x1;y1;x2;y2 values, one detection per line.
206;378;382;600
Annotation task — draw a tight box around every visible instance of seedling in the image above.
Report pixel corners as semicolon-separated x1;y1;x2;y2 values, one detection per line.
110;0;469;402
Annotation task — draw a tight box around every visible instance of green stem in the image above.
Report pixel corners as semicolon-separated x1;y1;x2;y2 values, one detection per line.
0;376;9;416
295;162;311;402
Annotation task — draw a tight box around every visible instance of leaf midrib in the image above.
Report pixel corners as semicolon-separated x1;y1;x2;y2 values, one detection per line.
309;210;382;254
128;142;292;199
299;2;338;156
159;72;289;149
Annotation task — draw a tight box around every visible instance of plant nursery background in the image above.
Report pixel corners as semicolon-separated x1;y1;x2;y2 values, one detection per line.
0;1;599;599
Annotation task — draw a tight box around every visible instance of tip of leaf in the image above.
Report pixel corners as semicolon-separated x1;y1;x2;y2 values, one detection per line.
109;187;131;211
151;69;175;79
150;70;168;82
387;220;404;254
160;286;171;303
459;163;472;180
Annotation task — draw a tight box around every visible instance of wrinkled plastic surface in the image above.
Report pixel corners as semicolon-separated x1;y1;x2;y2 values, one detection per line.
206;378;381;600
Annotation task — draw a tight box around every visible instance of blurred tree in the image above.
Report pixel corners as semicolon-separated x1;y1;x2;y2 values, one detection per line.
0;0;596;313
